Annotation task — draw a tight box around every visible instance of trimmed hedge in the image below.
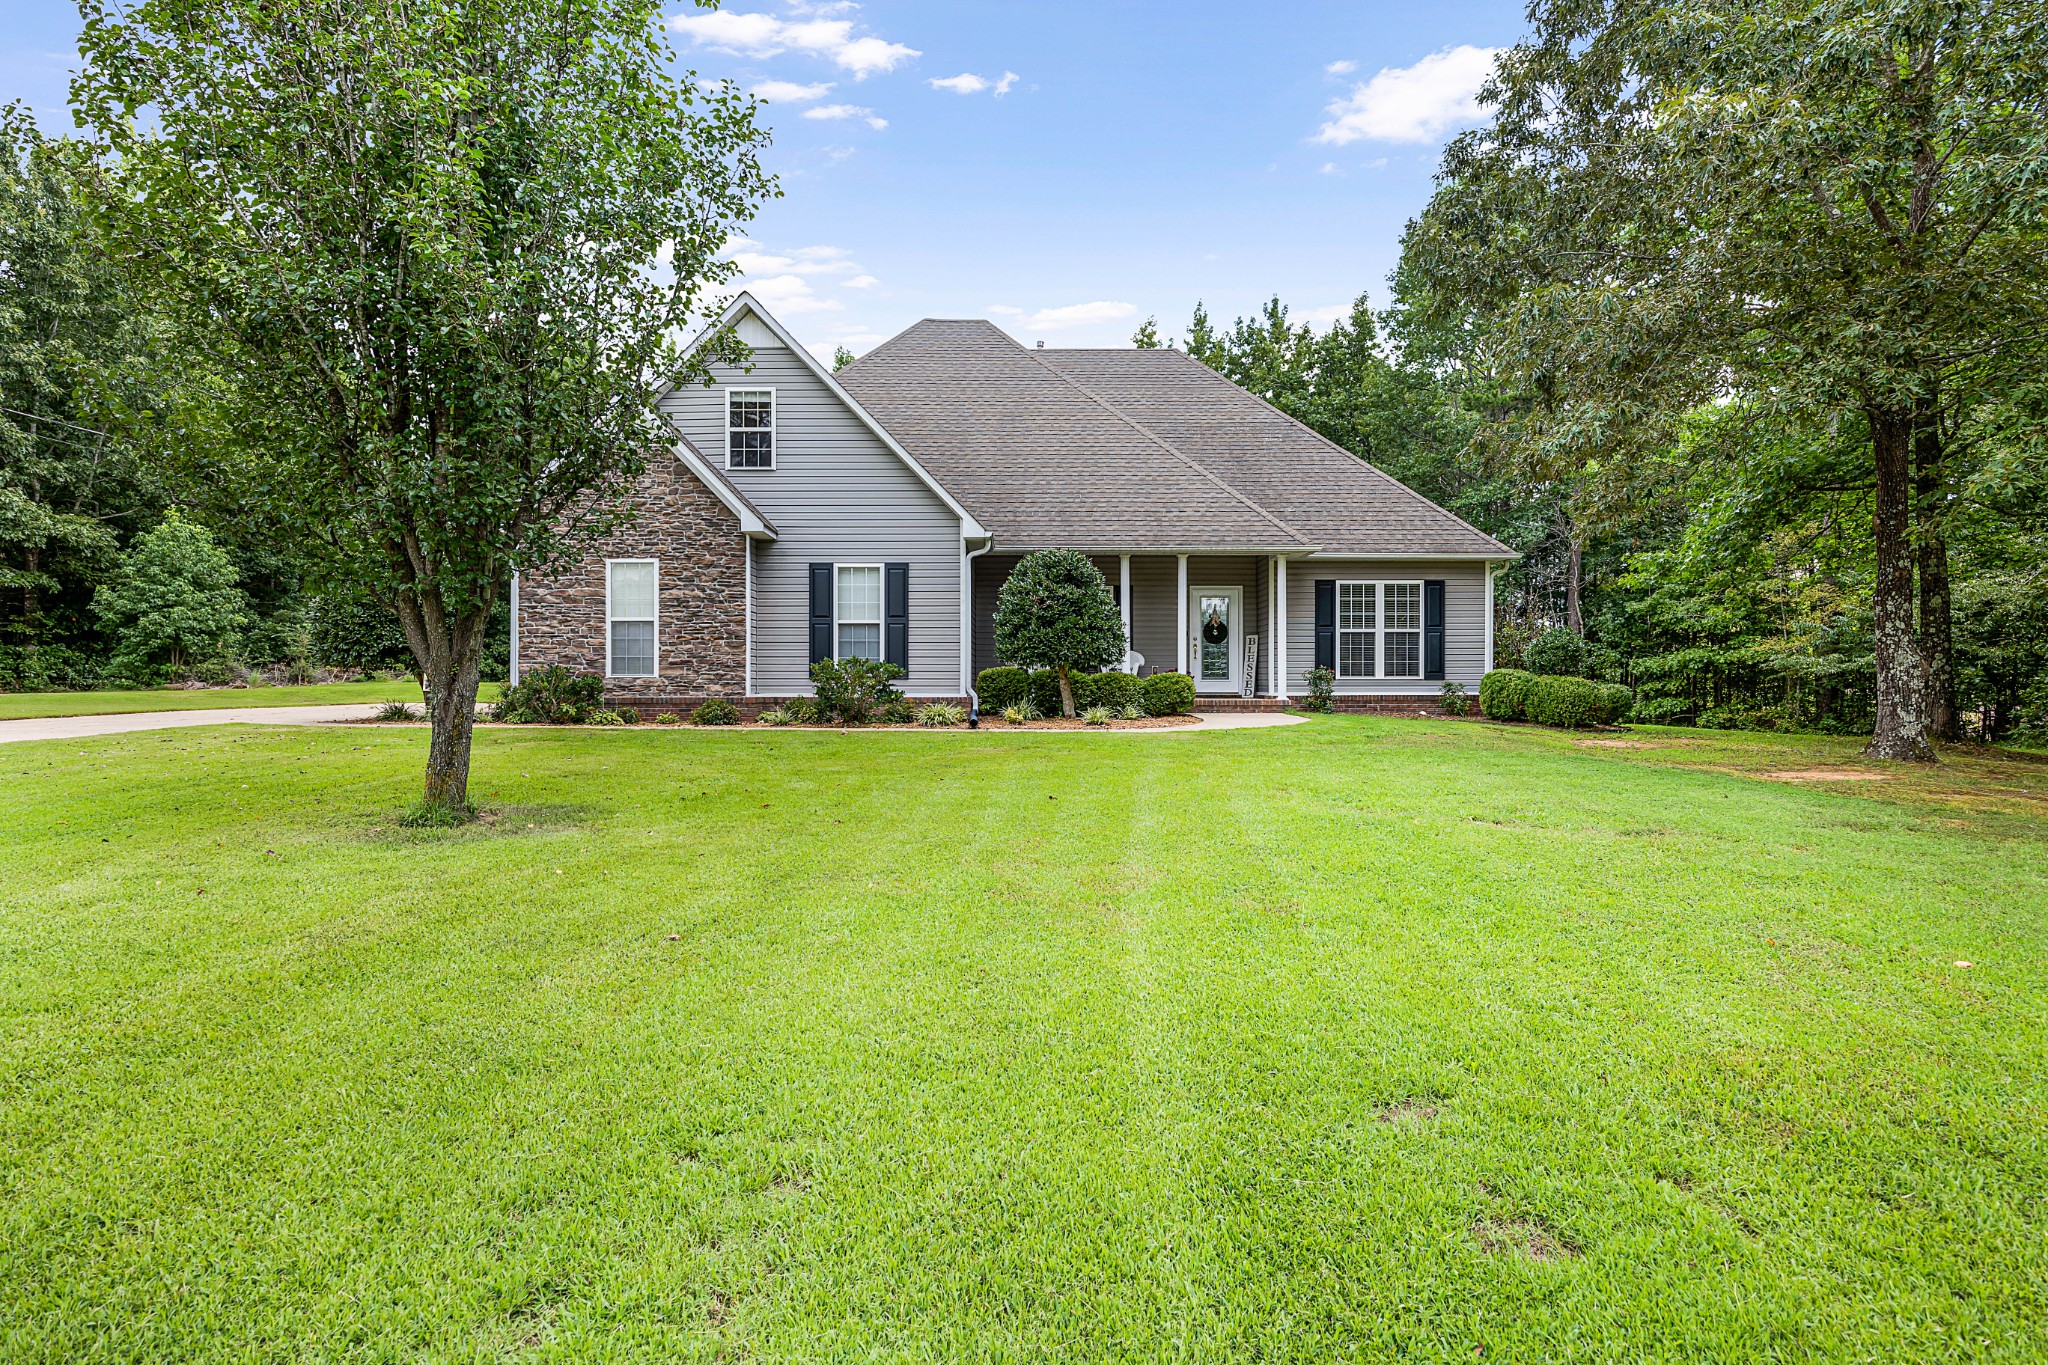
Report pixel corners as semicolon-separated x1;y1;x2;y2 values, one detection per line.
975;666;1030;712
1074;671;1142;713
1478;668;1535;721
1525;674;1603;729
1028;669;1065;718
1593;682;1634;725
1140;671;1196;716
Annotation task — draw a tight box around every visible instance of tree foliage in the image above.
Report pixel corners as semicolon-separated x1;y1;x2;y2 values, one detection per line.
993;550;1126;717
91;508;248;679
73;0;775;811
1400;0;2048;759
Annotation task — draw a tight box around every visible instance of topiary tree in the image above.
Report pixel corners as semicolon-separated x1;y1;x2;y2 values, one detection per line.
993;550;1127;717
91;509;250;682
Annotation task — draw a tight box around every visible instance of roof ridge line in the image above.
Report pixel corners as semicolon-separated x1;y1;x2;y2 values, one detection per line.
1151;349;1517;557
1022;349;1319;550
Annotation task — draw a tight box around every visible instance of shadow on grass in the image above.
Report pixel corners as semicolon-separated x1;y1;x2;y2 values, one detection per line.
360;802;597;844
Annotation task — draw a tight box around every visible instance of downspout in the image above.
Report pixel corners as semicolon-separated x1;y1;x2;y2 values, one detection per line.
963;537;994;726
508;570;520;688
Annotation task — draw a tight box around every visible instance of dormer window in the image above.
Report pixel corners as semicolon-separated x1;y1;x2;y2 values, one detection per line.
727;388;774;469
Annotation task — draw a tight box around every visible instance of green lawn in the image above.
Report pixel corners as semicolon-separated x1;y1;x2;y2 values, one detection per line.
2;718;2043;1361
0;677;432;720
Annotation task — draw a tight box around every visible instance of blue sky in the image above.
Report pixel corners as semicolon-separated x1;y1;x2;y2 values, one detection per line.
5;0;1531;358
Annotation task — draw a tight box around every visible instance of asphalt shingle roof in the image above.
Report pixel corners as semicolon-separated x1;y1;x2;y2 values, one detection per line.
838;319;1512;557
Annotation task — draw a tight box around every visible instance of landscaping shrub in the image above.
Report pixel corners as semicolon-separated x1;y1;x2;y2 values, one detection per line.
879;698;916;725
614;705;640;724
1478;668;1535;720
1117;703;1145;721
782;696;823;725
690;697;739;726
975;666;1030;712
999;702;1037;725
1081;706;1111;727
1593;682;1634;725
1301;665;1335;713
586;707;625;726
756;707;791;726
492;665;605;723
1523;626;1588;678
653;712;681;725
1027;669;1065;720
1073;670;1141;713
1140;671;1196;716
914;702;965;727
374;701;417;721
1525;674;1603;728
1439;680;1470;716
809;657;904;725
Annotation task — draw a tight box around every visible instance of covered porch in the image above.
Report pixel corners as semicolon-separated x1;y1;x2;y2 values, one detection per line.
970;552;1293;699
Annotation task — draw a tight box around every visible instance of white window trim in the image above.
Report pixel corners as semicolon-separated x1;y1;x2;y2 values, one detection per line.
833;562;885;663
605;558;659;678
1336;579;1424;681
725;386;777;471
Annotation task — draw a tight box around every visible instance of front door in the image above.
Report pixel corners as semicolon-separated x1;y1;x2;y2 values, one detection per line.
1190;586;1243;694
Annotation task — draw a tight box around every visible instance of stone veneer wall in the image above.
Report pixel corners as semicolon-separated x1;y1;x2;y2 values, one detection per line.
516;456;748;702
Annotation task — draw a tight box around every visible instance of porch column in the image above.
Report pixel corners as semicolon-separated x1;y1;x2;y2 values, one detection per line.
1119;554;1132;670
1272;557;1288;700
1176;553;1189;674
509;570;520;687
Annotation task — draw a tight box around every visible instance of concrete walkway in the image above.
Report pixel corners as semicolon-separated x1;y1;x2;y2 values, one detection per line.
0;704;1307;746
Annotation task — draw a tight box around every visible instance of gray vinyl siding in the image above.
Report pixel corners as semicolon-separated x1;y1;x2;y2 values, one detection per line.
1286;558;1489;693
662;347;964;694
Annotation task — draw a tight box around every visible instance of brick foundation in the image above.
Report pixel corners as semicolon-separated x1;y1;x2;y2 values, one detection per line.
609;695;974;723
517;456;748;699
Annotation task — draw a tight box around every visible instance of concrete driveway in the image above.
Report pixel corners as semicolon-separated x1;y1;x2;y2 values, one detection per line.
0;704;390;745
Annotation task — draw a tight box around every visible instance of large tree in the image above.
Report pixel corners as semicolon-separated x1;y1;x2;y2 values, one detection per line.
1401;0;2048;760
73;0;773;816
0;105;165;678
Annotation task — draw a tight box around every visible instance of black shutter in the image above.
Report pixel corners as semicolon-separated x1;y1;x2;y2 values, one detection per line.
1314;580;1336;671
808;563;834;665
1423;579;1446;680
885;562;910;674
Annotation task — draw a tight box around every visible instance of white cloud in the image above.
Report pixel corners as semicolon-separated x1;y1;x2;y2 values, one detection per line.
750;79;834;102
669;10;920;78
1325;59;1357;75
1313;44;1502;145
725;239;872;315
985;304;1025;316
929;70;1020;96
1295;303;1353;328
843;274;878;289
1024;300;1136;330
804;103;888;130
1318;161;1339;175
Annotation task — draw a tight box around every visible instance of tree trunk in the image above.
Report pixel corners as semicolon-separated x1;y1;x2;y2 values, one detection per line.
1565;537;1583;637
1913;407;1957;743
1057;664;1076;718
394;589;492;815
1866;408;1934;762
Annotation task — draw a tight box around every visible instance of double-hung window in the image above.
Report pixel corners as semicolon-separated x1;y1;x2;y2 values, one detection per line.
727;388;774;469
1335;580;1423;679
836;564;882;661
607;559;658;677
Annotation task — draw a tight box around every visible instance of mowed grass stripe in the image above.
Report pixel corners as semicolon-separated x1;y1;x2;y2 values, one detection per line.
0;717;2042;1361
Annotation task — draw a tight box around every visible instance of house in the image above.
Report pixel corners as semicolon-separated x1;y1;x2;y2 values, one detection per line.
511;293;1516;714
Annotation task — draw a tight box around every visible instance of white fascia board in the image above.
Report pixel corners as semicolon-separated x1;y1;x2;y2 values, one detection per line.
675;292;991;543
671;440;776;540
1298;550;1521;561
